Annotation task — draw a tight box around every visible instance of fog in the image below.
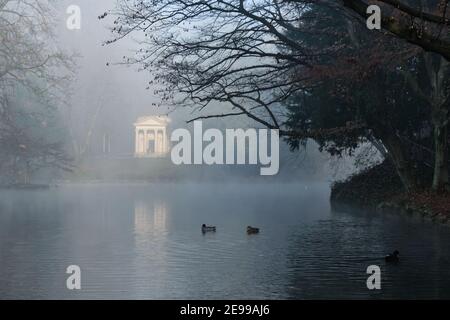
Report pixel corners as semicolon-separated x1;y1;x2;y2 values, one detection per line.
4;1;450;301
0;0;361;185
40;0;346;183
57;0;159;156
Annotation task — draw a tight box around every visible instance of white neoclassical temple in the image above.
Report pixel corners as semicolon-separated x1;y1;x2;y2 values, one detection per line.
134;116;170;157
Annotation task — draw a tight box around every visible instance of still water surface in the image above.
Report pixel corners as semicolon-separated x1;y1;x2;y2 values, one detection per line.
1;183;450;299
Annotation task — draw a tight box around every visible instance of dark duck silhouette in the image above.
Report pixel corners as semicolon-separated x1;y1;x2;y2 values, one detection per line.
201;224;216;233
247;226;260;234
385;250;400;263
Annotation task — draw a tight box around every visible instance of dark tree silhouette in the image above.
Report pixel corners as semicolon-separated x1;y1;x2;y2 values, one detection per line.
105;0;449;191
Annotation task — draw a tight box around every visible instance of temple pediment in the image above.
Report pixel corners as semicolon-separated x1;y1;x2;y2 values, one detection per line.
134;116;170;127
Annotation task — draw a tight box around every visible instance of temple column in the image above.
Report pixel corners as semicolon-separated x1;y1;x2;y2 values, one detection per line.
144;130;148;154
135;128;139;155
138;130;141;155
163;128;167;153
147;130;155;153
139;130;145;154
153;129;158;153
159;129;164;153
145;129;152;154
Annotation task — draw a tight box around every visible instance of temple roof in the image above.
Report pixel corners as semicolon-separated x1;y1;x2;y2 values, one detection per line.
134;115;171;127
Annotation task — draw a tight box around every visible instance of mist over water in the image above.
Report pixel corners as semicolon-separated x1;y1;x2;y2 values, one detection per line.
3;0;450;302
1;183;450;299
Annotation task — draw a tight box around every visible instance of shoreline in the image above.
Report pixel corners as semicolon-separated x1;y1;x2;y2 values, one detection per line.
331;198;450;227
330;161;450;227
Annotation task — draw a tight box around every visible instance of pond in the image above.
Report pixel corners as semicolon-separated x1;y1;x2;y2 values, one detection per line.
1;182;450;299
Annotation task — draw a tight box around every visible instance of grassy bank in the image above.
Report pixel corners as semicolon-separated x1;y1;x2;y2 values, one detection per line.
330;161;450;225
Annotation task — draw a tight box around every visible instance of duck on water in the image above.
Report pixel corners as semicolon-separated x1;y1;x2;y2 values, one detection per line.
385;250;400;263
201;224;216;233
247;226;260;234
201;224;261;234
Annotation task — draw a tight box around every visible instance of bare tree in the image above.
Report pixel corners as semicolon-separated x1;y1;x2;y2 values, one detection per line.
104;1;450;127
104;0;334;133
105;0;450;192
0;0;75;184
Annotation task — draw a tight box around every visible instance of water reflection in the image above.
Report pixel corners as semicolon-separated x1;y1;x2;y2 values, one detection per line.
132;200;170;297
134;201;168;235
1;183;450;299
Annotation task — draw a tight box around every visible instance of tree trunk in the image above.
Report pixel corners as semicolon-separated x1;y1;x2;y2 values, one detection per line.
432;122;449;191
382;133;417;192
425;54;450;191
